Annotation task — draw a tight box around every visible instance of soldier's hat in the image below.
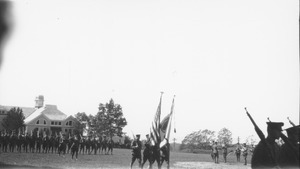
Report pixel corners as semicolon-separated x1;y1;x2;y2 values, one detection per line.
136;134;140;138
145;134;149;137
285;125;300;137
267;122;284;131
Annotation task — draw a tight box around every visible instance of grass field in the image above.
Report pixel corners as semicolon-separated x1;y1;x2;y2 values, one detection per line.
0;149;251;169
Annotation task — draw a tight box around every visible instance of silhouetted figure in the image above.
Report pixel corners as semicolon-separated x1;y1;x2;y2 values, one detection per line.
251;122;283;169
278;125;300;168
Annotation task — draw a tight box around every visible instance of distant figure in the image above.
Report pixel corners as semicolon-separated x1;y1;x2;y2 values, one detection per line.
212;141;219;164
141;134;153;169
235;143;241;162
278;125;300;168
130;134;142;169
210;141;215;161
107;137;114;155
241;143;248;165
70;135;80;160
221;144;228;163
251;122;283;169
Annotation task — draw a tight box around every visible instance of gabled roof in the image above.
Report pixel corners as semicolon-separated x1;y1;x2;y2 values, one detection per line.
0;105;36;118
24;104;67;124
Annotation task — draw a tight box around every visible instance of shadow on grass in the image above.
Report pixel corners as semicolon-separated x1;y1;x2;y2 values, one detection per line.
0;162;62;169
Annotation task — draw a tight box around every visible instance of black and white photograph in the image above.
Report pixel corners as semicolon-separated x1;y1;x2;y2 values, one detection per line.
0;0;299;168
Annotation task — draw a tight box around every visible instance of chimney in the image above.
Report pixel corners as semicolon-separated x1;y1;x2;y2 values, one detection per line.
35;95;44;109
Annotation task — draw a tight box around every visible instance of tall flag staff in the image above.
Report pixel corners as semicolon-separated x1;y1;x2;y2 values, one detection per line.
150;92;163;169
160;95;175;169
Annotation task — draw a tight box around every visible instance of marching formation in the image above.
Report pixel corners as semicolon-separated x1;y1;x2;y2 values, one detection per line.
0;131;115;160
245;108;299;169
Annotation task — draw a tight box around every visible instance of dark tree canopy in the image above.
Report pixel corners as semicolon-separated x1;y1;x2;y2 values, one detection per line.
94;99;127;137
181;129;215;151
2;107;25;132
217;127;233;145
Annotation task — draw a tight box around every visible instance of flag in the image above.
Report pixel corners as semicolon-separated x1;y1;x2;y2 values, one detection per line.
160;96;175;148
150;93;163;146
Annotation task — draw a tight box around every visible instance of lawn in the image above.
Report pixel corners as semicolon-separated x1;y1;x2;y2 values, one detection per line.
0;149;251;169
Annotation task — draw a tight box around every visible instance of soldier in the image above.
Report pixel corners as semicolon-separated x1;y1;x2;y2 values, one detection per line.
212;141;219;164
16;132;23;153
29;131;35;153
91;136;97;155
160;141;170;169
101;135;107;154
141;134;153;169
42;133;49;153
96;136;102;154
79;135;85;154
58;133;67;157
107;137;114;155
130;134;142;169
278;125;300;168
36;132;42;153
251;122;283;169
49;134;56;153
2;132;9;152
67;134;74;154
23;132;29;153
54;133;60;154
210;141;215;161
70;135;80;160
9;132;17;152
235;143;241;162
85;136;91;154
241;143;248;165
221;143;228;163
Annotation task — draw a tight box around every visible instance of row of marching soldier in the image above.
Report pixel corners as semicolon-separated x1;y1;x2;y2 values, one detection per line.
130;134;170;169
245;108;299;169
0;131;115;160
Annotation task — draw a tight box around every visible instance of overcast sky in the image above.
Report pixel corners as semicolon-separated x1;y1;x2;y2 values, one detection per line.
0;0;299;143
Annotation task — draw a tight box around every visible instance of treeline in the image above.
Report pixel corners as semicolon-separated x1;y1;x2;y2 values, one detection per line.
180;128;233;152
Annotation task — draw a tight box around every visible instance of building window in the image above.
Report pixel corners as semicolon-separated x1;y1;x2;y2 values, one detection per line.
59;122;61;125
65;129;67;132
36;120;39;124
51;121;54;125
44;120;46;125
69;121;72;126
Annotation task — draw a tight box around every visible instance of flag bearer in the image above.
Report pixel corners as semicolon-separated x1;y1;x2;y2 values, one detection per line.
130;134;142;169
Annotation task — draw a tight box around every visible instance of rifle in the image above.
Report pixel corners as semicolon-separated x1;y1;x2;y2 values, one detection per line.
287;117;296;127
244;107;276;165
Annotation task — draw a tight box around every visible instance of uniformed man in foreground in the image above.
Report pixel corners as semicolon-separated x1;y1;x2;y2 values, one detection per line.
130;134;142;169
251;122;283;169
278;125;300;168
141;134;153;169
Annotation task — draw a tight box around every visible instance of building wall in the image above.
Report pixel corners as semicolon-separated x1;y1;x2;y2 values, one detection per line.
25;114;76;135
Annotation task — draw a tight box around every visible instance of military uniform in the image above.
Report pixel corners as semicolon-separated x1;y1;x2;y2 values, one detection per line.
241;143;248;165
71;136;80;160
222;144;228;163
130;134;142;169
142;135;153;169
278;125;300;168
107;138;114;155
251;122;283;169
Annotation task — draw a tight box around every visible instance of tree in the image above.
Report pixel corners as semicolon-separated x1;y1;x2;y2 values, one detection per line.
94;99;127;137
180;129;215;151
74;112;90;135
217;127;233;145
2;107;25;133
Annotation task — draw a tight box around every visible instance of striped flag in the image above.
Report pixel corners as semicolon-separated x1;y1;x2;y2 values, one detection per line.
150;93;163;146
160;96;175;148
